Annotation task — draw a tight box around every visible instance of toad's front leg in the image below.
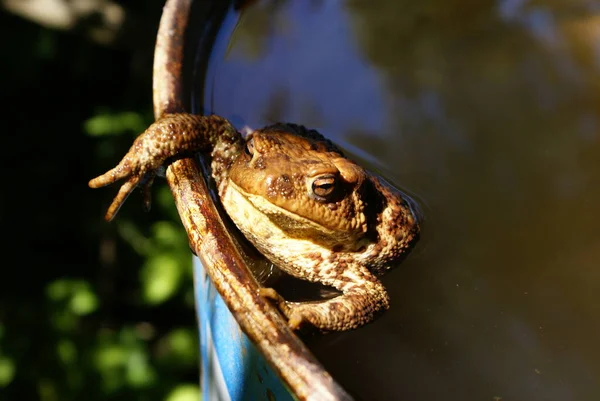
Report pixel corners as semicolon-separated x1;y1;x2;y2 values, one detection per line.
261;264;390;331
89;113;241;221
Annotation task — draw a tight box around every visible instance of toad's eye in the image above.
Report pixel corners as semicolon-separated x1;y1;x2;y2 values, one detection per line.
311;174;337;200
245;137;255;156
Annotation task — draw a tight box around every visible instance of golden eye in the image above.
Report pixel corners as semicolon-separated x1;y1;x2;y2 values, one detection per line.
245;137;255;156
311;174;336;199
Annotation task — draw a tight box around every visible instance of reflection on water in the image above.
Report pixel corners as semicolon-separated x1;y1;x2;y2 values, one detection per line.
198;1;600;400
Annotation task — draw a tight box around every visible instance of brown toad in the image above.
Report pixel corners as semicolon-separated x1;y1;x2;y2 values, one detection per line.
89;113;420;331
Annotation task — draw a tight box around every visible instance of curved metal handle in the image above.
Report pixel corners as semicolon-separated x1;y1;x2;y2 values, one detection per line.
152;1;353;400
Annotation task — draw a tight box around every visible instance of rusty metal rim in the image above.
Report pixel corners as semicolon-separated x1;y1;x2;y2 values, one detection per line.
152;1;352;400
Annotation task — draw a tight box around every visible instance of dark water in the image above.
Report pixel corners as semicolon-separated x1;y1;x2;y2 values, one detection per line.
196;1;600;400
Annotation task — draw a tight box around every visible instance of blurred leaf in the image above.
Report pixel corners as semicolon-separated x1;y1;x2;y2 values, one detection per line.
46;279;72;301
38;378;58;401
84;111;147;137
46;279;99;316
117;220;153;256
118;326;141;347
126;349;156;388
57;340;77;366
152;221;185;249
93;327;159;392
0;356;15;387
94;342;127;392
155;186;180;220
70;283;99;316
164;328;198;366
141;254;182;304
165;384;201;401
95;343;126;371
51;309;79;332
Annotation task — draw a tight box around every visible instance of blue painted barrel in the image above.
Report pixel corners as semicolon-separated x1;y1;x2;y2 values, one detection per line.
193;257;295;401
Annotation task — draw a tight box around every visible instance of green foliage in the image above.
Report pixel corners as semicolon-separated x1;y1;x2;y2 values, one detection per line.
84;111;149;137
0;356;15;387
165;384;201;401
162;329;200;367
141;254;183;305
0;2;201;401
47;279;99;317
93;327;157;391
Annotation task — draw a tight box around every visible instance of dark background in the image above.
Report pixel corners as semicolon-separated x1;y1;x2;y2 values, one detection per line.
1;2;201;400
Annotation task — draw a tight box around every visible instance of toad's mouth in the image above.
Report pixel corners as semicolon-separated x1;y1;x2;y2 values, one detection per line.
225;180;336;234
223;180;366;249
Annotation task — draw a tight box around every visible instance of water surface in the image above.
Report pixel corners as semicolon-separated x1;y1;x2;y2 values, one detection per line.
198;1;600;399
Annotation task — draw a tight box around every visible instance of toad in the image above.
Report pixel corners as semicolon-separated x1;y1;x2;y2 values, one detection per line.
89;113;420;331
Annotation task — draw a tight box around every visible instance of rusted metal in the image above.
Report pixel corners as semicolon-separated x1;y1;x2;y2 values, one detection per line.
153;0;353;400
152;0;190;117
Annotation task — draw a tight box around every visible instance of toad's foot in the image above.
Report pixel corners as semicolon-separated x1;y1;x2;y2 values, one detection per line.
259;283;390;331
89;164;155;222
